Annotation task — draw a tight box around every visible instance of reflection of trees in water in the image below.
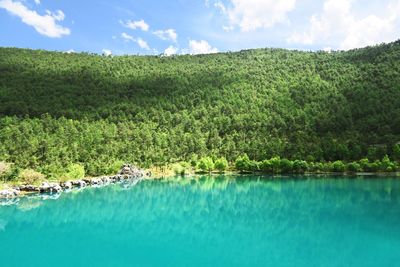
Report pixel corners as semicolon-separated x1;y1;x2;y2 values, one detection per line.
0;176;399;254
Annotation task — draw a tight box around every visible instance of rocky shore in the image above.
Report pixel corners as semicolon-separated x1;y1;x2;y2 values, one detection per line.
0;164;149;199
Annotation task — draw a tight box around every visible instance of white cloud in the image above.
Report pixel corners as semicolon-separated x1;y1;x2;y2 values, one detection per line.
214;1;227;13
121;32;135;41
102;49;112;56
287;0;400;50
121;32;150;50
188;40;218;55
164;45;178;56
64;49;75;54
136;38;150;50
0;0;70;38
34;0;40;5
222;25;234;32
121;19;149;31
210;0;296;32
45;10;65;21
153;29;177;42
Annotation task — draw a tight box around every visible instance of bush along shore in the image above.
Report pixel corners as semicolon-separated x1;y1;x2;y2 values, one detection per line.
161;154;400;176
2;154;400;199
0;164;149;199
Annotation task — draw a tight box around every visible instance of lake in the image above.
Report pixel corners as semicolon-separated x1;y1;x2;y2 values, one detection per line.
1;175;400;267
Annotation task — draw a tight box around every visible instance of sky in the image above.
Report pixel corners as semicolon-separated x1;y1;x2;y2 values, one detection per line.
0;0;400;55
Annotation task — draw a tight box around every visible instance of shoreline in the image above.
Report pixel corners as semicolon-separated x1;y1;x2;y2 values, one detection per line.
0;164;148;199
1;169;399;200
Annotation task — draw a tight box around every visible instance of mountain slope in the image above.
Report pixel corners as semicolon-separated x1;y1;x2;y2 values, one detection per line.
0;41;399;175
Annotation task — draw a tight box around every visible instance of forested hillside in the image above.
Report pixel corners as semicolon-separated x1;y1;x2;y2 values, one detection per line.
1;41;400;177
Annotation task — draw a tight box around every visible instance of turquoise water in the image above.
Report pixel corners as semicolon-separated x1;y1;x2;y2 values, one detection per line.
1;175;400;267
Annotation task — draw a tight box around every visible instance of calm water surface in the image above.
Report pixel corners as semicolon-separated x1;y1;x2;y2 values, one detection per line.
1;175;400;267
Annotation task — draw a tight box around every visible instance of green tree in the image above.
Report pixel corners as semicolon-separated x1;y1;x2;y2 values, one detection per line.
292;160;308;174
198;157;214;173
269;157;281;173
66;163;85;180
280;159;293;173
393;144;400;160
380;155;395;172
347;162;361;173
260;159;273;173
235;154;251;172
332;160;346;172
215;157;228;173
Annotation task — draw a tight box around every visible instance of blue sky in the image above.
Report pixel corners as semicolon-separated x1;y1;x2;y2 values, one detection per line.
0;0;399;55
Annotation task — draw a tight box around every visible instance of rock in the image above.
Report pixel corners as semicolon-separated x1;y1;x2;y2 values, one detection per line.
49;183;62;193
39;182;62;193
39;182;50;192
118;164;145;178
1;165;147;200
71;180;86;187
90;178;103;186
61;181;73;190
19;185;40;192
101;176;110;184
0;189;20;198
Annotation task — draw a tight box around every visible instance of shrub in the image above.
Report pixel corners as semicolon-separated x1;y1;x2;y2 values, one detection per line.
369;160;381;172
66;163;85;180
0;162;19;182
347;162;361;173
269;157;281;173
280;159;293;173
173;162;191;176
189;154;198;168
308;162;323;173
332;160;346;172
319;162;333;172
248;160;260;172
106;160;125;175
260;159;273;173
394;144;400;160
19;169;45;185
358;158;371;172
0;162;11;179
379;155;396;172
215;157;228;172
235;154;251;172
198;157;214;173
293;160;308;173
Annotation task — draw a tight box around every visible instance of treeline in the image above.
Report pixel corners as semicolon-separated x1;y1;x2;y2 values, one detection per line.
172;154;400;175
0;41;400;179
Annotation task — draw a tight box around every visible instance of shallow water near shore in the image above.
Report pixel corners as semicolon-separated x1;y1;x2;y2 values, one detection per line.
1;175;400;267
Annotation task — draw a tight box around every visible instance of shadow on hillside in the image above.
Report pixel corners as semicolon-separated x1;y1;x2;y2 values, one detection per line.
0;61;239;120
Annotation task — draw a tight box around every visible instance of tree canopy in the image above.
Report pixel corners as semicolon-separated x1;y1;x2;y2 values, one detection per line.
0;41;399;177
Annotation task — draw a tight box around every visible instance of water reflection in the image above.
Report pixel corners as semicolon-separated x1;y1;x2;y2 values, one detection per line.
0;175;399;267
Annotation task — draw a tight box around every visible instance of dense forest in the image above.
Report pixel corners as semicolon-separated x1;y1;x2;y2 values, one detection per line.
0;41;400;179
